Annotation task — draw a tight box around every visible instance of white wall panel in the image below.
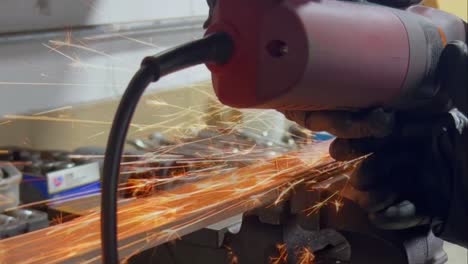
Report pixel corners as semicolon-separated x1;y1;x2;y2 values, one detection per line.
0;18;209;116
0;0;208;33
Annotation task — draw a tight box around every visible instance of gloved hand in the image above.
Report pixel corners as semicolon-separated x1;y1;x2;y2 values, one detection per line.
283;41;468;247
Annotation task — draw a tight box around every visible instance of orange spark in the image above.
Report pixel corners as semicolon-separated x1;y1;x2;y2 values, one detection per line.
87;131;105;140
274;179;304;206
33;106;73;116
0;120;12;126
43;43;77;62
270;244;288;264
297;247;315;264
303;191;340;216
3;114;142;128
0;81;122;88
117;34;160;48
333;199;344;213
48;40;118;59
0;142;354;264
51;212;65;225
0;150;9;155
225;246;239;264
65;29;73;45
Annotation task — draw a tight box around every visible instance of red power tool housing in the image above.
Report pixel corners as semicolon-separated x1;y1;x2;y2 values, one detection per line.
206;0;467;111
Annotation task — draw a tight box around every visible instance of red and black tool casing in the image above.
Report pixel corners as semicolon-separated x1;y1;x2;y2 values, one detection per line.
206;0;466;111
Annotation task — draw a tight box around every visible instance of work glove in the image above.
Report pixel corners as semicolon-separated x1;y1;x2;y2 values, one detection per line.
283;41;468;247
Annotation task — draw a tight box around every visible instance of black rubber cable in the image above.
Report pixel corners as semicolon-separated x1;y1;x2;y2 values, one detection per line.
101;32;234;264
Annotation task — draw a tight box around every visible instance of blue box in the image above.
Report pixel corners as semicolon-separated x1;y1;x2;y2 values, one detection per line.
20;162;100;204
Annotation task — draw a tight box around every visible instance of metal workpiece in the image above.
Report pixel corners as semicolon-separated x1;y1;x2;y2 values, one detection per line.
126;139;155;152
251;203;289;226
126;176;446;264
0;163;22;212
283;225;351;263
0;214;27;239
126;139;444;264
122;128;298;197
6;209;49;232
289;183;322;230
0;142;445;263
0;209;49;240
183;215;243;248
40;161;76;174
148;132;174;147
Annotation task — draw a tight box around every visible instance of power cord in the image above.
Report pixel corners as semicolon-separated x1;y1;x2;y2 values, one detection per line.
101;32;234;264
